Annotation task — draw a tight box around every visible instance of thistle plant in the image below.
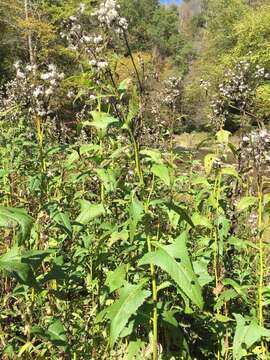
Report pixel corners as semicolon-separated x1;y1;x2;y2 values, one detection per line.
1;1;270;359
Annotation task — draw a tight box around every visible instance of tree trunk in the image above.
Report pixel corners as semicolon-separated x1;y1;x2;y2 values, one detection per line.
24;0;34;66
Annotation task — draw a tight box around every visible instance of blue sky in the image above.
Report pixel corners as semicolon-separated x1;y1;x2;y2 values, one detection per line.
160;0;182;4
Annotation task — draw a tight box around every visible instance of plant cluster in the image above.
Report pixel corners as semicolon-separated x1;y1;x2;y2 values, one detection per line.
0;1;269;360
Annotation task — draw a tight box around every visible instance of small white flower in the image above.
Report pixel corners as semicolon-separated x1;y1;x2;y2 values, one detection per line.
97;61;108;69
89;59;97;66
79;3;85;13
33;87;43;98
48;64;57;72
40;73;51;80
14;61;21;69
45;87;54;96
93;35;103;44
38;110;47;117
83;35;92;43
50;79;57;86
16;70;25;79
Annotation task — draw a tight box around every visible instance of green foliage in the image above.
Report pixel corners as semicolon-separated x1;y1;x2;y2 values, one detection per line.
0;0;270;359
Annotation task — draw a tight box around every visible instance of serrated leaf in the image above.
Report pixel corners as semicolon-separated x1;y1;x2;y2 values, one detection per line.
87;111;119;129
0;206;33;242
105;264;126;293
165;203;194;228
140;149;163;164
151;164;171;186
233;314;270;360
45;319;68;348
192;213;212;229
65;150;79;168
22;249;53;269
139;234;203;309
118;78;131;92
124;340;144;360
48;206;72;236
237;196;257;212
75;200;105;226
96;168;118;193
216;129;231;144
221;167;239;179
105;282;150;346
0;246;37;287
215;314;233;323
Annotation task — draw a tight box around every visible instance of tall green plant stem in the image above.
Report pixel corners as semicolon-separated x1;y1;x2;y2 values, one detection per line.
257;184;264;327
145;176;158;360
147;235;158;360
122;30;143;93
128;129;144;186
35;116;46;173
35;116;46;201
257;178;266;356
213;171;222;360
213;171;221;288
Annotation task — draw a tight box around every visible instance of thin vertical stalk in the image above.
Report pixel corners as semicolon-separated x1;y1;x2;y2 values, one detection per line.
35;116;46;200
128;129;144;186
258;184;264;326
257;178;266;356
24;0;35;68
146;234;158;360
122;30;143;94
213;170;222;360
145;176;158;360
213;171;221;288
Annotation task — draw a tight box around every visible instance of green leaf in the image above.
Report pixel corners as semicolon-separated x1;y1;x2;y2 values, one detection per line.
45;319;68;348
22;249;53;269
237;196;257;212
75;200;105;226
0;246;36;287
192;213;213;229
96;168;118;193
167;208;180;230
233;314;270;360
151;164;171;186
216;129;231;144
124;340;144;360
0;206;33;242
204;154;218;175
140;149;163;164
221;167;239;179
165;203;194;228
263;193;270;206
65;150;79;168
105;282;150;347
193;259;213;287
139;233;204;309
105;265;126;293
215;314;233;323
87;111;119;129
118;78;131;92
48;206;72;236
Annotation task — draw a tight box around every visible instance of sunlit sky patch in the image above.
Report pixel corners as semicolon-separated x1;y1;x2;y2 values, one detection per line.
160;0;182;4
